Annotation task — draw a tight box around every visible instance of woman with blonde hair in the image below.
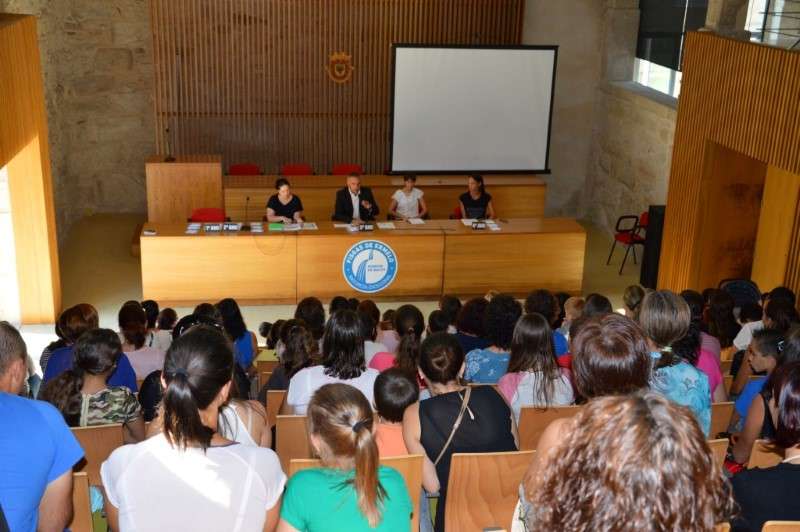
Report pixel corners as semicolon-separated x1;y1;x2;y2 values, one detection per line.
523;391;735;531
278;383;412;531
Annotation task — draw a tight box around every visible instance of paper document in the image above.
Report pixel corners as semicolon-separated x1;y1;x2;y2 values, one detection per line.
347;225;360;233
333;223;350;228
408;218;425;225
302;222;319;230
377;222;395;230
283;224;302;232
461;219;476;226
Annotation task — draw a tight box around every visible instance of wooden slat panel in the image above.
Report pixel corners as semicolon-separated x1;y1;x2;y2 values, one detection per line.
659;33;800;300
149;0;523;175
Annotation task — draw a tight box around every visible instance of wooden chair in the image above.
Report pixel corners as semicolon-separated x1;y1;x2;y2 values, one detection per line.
276;415;312;472
715;524;730;532
748;439;783;469
724;375;734;393
259;371;272;389
708;438;729;468
720;346;736;362
71;423;125;485
68;472;93;532
517;405;582;451
266;389;287;429
444;450;535;532
290;454;423;532
710;402;735;438
762;522;800;532
720;359;733;375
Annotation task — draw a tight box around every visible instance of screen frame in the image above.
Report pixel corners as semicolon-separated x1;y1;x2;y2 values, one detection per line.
388;43;558;175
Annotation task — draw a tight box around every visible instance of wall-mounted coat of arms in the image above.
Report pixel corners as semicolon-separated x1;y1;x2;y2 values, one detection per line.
326;51;354;84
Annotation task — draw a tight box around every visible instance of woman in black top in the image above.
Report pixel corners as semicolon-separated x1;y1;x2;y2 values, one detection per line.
403;332;517;532
732;361;800;532
459;174;495;219
266;178;304;223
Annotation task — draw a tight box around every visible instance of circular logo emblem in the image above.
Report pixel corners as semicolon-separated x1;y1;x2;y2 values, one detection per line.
342;240;398;293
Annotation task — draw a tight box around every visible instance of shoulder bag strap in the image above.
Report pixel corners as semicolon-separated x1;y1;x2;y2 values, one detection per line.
433;386;472;467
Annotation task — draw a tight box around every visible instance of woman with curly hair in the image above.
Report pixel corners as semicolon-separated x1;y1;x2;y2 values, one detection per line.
464;294;522;383
522;391;735;531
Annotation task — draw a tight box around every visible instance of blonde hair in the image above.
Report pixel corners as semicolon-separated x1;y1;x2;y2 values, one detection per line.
563;297;585;321
638;290;691;367
307;383;385;526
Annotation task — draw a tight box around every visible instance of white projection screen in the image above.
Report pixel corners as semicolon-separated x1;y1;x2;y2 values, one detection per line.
390;45;557;174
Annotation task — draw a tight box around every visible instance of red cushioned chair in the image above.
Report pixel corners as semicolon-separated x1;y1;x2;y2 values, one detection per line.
280;163;314;176
228;163;261;175
606;211;647;275
331;163;363;176
188;208;227;223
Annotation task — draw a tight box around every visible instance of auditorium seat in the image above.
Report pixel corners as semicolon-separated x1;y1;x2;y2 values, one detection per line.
331;163;363;176
281;163;314;175
71;423;125;485
710;402;734;438
228;163;261;175
708;438;728;468
276;415;312;472
762;522;800;532
69;472;92;532
444;450;535;532
289;454;423;531
265;390;286;429
606;212;647;275
517;405;583;451
748;439;783;469
188;207;227;223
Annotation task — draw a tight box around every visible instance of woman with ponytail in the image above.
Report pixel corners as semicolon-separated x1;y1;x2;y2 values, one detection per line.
101;325;286;532
368;305;424;376
278;383;412;531
39;328;145;443
118;301;165;381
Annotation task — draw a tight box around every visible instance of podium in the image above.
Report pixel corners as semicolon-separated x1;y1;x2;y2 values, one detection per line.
145;155;223;222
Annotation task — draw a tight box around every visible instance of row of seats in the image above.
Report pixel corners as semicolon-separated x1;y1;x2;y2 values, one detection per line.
229;162;364;176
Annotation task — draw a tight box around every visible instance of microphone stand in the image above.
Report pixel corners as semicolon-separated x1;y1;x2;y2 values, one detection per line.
241;195;251;231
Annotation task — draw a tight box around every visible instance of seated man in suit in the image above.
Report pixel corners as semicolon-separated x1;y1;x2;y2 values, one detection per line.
332;174;379;223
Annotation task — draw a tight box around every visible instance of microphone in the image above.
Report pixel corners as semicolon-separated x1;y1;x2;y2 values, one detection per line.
241;196;251;232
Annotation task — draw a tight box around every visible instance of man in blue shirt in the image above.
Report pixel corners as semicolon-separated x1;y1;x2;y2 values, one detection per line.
0;322;84;532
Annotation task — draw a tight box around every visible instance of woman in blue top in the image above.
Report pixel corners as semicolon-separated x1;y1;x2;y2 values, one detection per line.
638;290;712;435
465;294;522;383
278;383;412;531
216;298;258;371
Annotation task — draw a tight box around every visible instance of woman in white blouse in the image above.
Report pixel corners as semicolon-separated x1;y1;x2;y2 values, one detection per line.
102;325;285;532
389;175;427;220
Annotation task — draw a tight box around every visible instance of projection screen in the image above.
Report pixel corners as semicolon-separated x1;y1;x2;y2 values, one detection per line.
389;45;557;174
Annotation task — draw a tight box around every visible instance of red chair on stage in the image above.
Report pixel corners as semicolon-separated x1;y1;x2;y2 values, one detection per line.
606;211;648;275
332;163;363;176
188;208;227;223
228;163;261;175
281;163;314;176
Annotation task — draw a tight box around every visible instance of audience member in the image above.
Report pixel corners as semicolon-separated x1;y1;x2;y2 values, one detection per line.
295;297;326;342
705;289;742;350
43;303;139;392
464;294;522;383
682;289;722;361
732;326;800;465
582;293;613;318
553;291;570;330
729;329;784;434
438;295;461;334
348;297;360;311
118;302;166;381
357;304;388;364
739;302;764;326
216;298;258;371
454;297;491;355
376;308;400;354
286;310;379;414
370;305;424;374
39;328;145;443
556;296;584;339
523;391;735;530
734;287;795;351
193;302;222;323
258;320;317;402
524;289;568;355
639;290;712;435
373;368;418;457
280;383;411;530
403;333;517;532
389;174;427;220
218;396;271;449
498;313;574;422
672;318;727;403
39;315;67;375
732;361;800;531
156;307;178;335
764;298;800;333
0;322;84;532
267;319;286;350
141;299;172;351
329;296;350;316
622;285;645;321
259;321;274;344
427;310;450;334
101;326;285;531
459;174;495;219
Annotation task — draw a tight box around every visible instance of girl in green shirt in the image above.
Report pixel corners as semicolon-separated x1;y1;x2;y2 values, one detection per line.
278;383;412;531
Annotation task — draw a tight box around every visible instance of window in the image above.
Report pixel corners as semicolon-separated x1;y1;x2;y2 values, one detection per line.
634;58;683;99
746;0;800;49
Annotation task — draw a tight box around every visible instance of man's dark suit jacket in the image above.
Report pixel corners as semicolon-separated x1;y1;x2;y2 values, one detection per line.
332;186;380;222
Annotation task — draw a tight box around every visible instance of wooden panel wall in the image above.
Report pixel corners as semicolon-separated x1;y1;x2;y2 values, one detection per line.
0;15;61;323
150;0;523;174
659;32;800;296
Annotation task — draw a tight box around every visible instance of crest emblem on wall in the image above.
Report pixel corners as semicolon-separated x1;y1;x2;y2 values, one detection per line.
326;51;354;84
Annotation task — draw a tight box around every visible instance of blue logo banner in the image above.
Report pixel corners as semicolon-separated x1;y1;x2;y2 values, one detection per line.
342;240;399;293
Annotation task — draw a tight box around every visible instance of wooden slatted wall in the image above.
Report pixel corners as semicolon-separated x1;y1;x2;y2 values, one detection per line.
659;32;800;295
150;0;524;174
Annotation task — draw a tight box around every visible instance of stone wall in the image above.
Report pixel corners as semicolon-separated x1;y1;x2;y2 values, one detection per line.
1;0;153;243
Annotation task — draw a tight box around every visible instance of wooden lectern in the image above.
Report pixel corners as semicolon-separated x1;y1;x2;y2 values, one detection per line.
145;155;223;223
